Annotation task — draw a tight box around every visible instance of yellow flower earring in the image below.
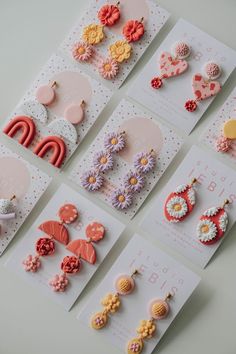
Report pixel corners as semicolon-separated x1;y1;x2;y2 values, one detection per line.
127;293;173;354
90;270;140;330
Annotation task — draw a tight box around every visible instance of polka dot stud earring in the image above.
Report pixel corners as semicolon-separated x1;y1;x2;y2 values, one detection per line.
72;2;121;63
22;204;78;272
164;178;198;223
36;81;57;106
49;222;105;292
127;293;173;354
0;195;16;220
151;41;191;89
185;62;222;112
197;199;230;245
215;118;236;153
90;270;140;329
111;149;156;210
81;131;126;192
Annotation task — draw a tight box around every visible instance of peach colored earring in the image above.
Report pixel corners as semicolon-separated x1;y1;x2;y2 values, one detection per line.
0;195;16;220
90;270;140;329
36;81;57;106
127;293;173;354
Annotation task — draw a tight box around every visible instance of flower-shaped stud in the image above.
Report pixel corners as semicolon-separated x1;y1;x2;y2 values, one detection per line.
81;170;104;191
124;171;145;193
123;19;145;42
72;41;93;62
104;132;126;153
98;58;119;79
93;151;114;172
111;189;133;210
98;3;120;26
82;24;104;45
134;150;156;174
109;40;132;63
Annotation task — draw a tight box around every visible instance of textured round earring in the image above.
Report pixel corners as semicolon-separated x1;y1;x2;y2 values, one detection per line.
0;195;16;220
151;41;191;89
127;293;173;354
197;199;230;245
185;62;222;112
215;118;236;153
90;270;140;329
164;178;198;223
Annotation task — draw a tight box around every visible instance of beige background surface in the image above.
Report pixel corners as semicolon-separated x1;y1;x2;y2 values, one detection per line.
0;1;236;353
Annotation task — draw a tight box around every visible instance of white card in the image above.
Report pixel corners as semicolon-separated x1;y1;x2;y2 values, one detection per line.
128;19;236;134
0;143;51;255
78;234;200;354
3;53;112;169
59;0;169;90
5;184;125;311
70;99;183;219
141;145;236;268
201;87;236;163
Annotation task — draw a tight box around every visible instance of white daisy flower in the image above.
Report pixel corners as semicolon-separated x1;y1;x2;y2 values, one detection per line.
166;196;188;219
203;207;220;217
187;187;196;206
219;212;228;232
197;219;217;242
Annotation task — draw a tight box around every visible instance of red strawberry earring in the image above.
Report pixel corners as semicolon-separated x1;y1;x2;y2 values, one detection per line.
185;62;222;112
49;222;105;292
164;178;198;223
151;41;191;89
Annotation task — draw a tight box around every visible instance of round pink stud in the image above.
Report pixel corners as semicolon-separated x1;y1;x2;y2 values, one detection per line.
204;62;221;80
173;41;191;59
148;299;170;320
36;83;56;105
64;102;84;125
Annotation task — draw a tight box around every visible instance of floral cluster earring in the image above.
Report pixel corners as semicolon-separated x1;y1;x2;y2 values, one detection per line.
22;204;78;272
215;118;236;153
81;131;126;192
49;222;105;292
0;195;16;220
91;270;140;329
72;2;121;63
185;62;222;112
151;41;191;89
111;150;156;210
99;17;145;80
127;293;173;354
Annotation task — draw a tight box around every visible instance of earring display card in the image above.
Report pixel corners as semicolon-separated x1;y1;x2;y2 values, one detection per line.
5;184;125;311
59;0;169;90
69;99;183;219
0;143;51;256
127;19;236;135
141;145;236;268
2;53;112;169
201;87;236;163
78;234;200;354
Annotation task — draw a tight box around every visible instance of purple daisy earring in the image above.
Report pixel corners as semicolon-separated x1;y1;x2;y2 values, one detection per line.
81;131;126;192
111;149;156;210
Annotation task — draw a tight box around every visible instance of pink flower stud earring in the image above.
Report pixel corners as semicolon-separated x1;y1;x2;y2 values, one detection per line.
197;199;230;245
22;204;79;272
49;222;105;292
111;150;156;210
185;62;222;112
164;178;198;223
151;41;191;89
127;293;173;354
215;118;236;153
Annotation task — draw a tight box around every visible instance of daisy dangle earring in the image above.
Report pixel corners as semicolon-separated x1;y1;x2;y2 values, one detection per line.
72;2;121;63
197;199;230;245
164;178;198;223
111;150;156;210
99;17;145;80
127;293;173;354
90;270;140;329
151;41;191;89
81;131;126;192
185;61;222;112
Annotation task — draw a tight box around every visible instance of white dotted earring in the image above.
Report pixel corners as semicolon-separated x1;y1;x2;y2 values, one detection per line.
0;195;16;220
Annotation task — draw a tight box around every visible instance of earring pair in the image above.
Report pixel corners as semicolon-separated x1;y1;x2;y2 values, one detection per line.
22;203;105;292
150;41;221;112
90;269;173;354
164;178;230;245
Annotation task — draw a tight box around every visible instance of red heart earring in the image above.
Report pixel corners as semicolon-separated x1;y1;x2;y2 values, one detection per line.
185;62;222;112
151;41;191;89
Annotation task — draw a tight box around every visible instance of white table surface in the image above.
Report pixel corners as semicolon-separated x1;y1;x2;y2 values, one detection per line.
0;1;236;354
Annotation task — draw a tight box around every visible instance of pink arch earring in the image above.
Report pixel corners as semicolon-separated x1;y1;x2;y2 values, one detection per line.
185;62;222;112
151;41;191;89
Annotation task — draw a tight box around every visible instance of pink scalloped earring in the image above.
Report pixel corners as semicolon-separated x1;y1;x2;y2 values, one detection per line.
215;118;236;153
164;178;198;223
22;204;79;272
90;269;140;329
185;62;222;112
72;2;121;63
151;41;191;89
49;222;105;292
111;149;156;210
127;293;173;354
81;131;126;192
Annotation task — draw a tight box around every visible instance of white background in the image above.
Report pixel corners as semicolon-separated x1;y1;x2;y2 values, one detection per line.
0;1;236;354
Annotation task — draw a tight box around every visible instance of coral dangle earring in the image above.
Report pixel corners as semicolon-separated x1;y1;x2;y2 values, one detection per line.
151;41;191;89
36;81;57;106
